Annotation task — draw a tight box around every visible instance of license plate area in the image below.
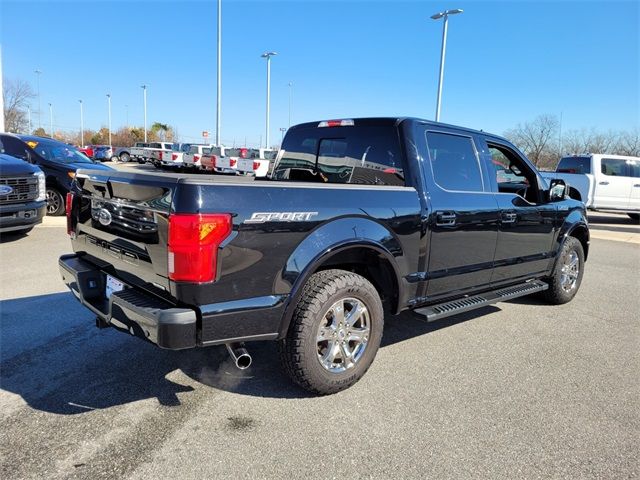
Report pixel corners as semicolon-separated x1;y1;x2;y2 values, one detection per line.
106;274;125;299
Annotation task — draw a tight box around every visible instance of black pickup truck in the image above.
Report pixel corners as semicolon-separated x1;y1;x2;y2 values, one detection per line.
59;118;589;394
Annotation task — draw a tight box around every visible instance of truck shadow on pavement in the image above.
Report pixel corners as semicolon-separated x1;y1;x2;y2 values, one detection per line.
0;292;500;413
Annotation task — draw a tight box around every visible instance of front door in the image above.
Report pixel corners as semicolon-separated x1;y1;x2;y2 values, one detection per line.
481;139;556;283
419;128;500;298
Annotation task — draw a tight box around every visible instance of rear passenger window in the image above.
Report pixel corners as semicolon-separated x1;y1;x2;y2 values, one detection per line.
601;158;627;176
628;160;640;178
425;132;483;192
273;125;404;186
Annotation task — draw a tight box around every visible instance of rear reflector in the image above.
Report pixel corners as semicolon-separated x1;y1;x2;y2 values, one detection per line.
168;213;232;283
318;119;354;128
65;192;75;236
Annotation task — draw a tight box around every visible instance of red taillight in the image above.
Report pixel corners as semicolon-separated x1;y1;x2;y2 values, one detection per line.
168;213;232;283
253;161;260;171
158;152;163;160
211;155;217;167
194;155;200;162
65;192;74;236
172;153;178;160
230;158;237;167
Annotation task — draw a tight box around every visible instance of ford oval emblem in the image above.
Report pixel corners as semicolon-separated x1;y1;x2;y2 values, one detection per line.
0;185;13;195
98;208;112;226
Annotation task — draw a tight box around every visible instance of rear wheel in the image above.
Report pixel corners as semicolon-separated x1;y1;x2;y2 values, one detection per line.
627;213;639;222
278;269;384;395
120;152;131;163
541;236;584;305
45;187;65;216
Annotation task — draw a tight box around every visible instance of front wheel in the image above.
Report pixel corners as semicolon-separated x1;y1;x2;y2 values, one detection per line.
120;152;131;163
278;269;384;395
45;187;65;216
541;236;585;305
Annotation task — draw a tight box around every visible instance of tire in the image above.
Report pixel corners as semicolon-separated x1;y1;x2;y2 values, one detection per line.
627;213;639;222
120;152;131;163
540;236;585;305
45;187;65;216
278;269;384;395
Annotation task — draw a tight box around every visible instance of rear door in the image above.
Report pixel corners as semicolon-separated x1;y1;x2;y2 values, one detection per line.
594;157;633;209
419;127;500;297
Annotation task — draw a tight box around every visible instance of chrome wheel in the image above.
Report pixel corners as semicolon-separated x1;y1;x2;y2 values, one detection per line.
316;297;370;373
560;250;579;292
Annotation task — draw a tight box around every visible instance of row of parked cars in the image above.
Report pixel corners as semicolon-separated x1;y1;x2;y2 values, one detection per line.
113;142;278;177
0;133;113;234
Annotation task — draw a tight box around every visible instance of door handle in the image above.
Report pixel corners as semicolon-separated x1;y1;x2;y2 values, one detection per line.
634;184;640;188
599;181;609;185
435;211;456;226
501;212;517;223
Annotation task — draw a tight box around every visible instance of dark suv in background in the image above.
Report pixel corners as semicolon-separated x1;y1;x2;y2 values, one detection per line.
0;134;113;215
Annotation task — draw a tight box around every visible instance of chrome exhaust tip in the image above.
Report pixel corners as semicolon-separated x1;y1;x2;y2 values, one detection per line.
226;342;252;370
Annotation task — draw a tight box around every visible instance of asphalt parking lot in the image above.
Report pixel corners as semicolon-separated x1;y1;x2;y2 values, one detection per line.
1;190;639;478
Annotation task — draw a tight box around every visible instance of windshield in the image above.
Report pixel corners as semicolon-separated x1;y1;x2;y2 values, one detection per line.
26;139;94;164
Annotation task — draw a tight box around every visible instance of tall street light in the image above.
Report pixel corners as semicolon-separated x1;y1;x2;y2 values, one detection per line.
106;93;112;146
34;69;42;130
48;103;53;137
261;51;277;148
431;8;463;122
27;106;32;133
279;127;286;144
79;99;84;146
288;81;293;129
216;0;222;146
141;84;148;142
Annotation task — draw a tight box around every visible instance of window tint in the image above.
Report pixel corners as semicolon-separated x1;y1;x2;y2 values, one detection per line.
273;125;404;185
557;156;591;174
628;159;640;178
489;147;527;184
601;158;627;176
425;132;483;192
0;136;29;159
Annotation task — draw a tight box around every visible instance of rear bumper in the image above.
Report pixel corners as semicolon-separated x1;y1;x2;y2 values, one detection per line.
59;254;197;350
59;253;286;350
0;200;46;233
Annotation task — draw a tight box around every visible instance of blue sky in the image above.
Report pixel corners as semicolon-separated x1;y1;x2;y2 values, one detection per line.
2;0;638;146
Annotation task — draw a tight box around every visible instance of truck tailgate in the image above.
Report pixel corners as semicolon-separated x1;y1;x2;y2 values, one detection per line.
71;169;179;294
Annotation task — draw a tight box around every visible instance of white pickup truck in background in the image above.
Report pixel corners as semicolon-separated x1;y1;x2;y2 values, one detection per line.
160;143;197;169
236;148;278;177
541;154;640;220
143;142;174;167
182;144;214;170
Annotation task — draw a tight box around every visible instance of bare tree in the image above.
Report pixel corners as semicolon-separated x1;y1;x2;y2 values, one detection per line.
3;78;35;133
504;114;559;168
615;129;640;156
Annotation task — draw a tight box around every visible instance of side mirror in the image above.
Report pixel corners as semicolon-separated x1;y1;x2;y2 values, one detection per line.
548;179;568;202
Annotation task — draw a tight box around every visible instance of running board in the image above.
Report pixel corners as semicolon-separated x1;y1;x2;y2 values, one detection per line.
413;280;548;323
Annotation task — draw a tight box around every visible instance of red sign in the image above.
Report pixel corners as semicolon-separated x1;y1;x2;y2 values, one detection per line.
202;131;209;138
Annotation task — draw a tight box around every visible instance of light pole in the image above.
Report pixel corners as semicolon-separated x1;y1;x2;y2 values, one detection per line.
48;103;53;137
27;106;32;133
141;84;148;142
106;94;112;146
216;0;222;146
279;127;286;144
431;8;463;122
79;100;84;146
261;52;277;148
288;81;293;128
34;69;42;130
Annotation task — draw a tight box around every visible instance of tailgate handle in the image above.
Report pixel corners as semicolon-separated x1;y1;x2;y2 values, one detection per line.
435;211;456;226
